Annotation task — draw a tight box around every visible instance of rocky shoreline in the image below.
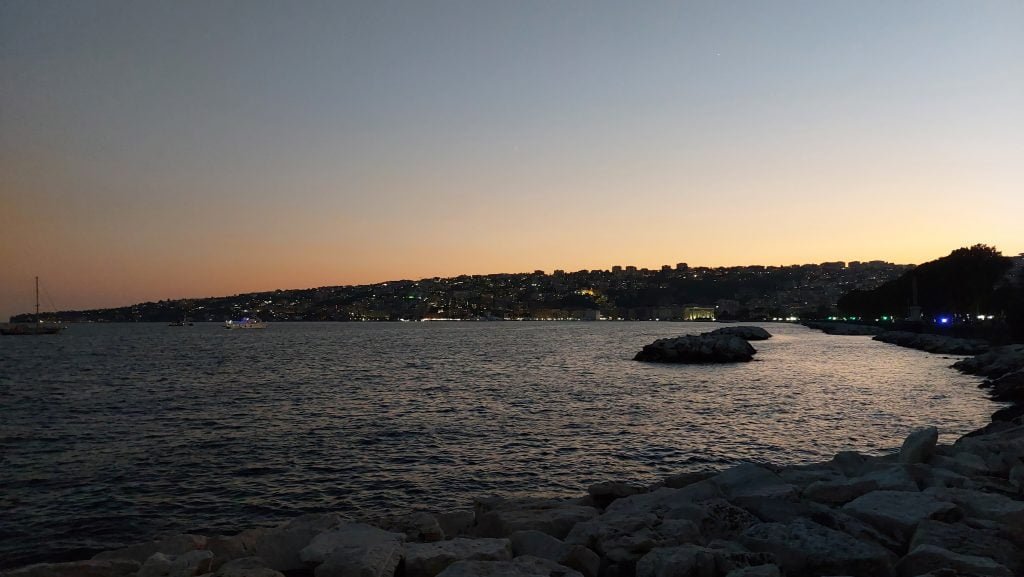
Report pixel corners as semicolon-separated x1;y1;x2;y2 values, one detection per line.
873;332;991;356
6;417;1023;577
7;335;1024;577
801;321;884;336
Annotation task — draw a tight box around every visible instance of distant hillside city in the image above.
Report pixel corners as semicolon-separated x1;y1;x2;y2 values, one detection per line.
21;260;920;323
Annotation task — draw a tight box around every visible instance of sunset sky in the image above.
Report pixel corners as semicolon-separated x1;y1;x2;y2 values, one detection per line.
2;1;1022;319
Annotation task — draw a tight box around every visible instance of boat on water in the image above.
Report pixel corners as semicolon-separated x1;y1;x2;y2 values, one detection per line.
1;277;66;336
168;317;194;327
224;317;266;329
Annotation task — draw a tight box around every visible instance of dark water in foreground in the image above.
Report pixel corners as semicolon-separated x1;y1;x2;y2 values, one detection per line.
0;322;997;567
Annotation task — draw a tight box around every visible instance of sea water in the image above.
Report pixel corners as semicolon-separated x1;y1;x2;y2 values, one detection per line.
0;322;997;567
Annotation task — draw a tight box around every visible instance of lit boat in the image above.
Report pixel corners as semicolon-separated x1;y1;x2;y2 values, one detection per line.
0;323;64;335
224;317;266;329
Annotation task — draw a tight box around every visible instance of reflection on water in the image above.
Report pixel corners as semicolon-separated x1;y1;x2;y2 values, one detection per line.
0;322;995;567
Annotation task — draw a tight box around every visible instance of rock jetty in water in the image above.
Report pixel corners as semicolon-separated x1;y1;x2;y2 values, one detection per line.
704;326;773;341
873;331;991;355
802;321;884;336
953;344;1024;378
7;420;1024;577
634;333;757;363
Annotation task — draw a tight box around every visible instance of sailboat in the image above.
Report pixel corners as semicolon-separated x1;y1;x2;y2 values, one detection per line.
168;317;194;327
1;277;66;335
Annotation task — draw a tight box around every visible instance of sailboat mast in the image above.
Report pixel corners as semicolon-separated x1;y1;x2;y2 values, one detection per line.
35;276;40;322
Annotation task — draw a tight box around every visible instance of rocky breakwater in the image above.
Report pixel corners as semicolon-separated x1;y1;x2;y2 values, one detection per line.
951;345;1024;425
802;321;884;336
703;327;772;341
873;331;991;355
633;326;770;364
7;422;1024;577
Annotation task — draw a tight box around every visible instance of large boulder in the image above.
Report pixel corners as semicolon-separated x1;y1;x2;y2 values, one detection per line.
704;326;772;341
509;531;600;577
842;491;961;544
0;560;140;577
723;566;781;577
635;543;775;577
435;510;476;539
207;531;265;568
739;519;896;577
634;334;756;363
802;477;879;506
403;538;513;577
899;427;938;464
587;481;647;509
137;550;213;577
92;534;207;564
922;487;1024;526
299;522;405;565
710;463;798;501
237;513;346;572
564;513;663;568
909;520;1023;574
472;498;598;539
895;544;1013;577
603;482;722;519
857;463;920;492
634;544;719;577
314;542;402;577
372;512;445;543
434;555;582;577
213;557;284;577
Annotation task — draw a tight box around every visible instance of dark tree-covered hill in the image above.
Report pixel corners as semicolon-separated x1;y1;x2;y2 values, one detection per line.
837;245;1014;320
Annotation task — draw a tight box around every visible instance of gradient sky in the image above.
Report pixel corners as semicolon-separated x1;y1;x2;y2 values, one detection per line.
2;1;1022;318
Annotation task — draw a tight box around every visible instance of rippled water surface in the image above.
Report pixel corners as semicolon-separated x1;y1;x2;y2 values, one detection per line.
0;322;997;567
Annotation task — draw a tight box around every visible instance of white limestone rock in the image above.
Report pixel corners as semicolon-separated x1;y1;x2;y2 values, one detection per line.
436;510;475;539
509;530;599;577
564;514;659;567
724;565;781;577
434;555;582;577
403;538;513;577
137;550;213;577
244;513;346;572
299;522;405;565
635;544;719;577
313;542;402;577
587;481;647;508
857;464;920;492
0;560;140;577
842;491;961;543
909;520;1023;574
710;463;797;501
922;487;1024;526
472;498;598;539
92;534;208;564
373;512;444;543
895;544;1012;577
899;427;939;464
802;477;880;506
739;519;896;577
213;557;284;577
